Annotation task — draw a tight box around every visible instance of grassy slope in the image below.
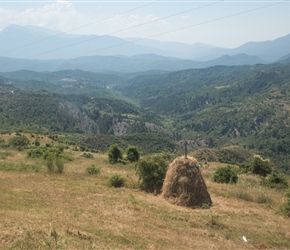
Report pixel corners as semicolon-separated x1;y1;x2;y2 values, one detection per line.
0;143;290;249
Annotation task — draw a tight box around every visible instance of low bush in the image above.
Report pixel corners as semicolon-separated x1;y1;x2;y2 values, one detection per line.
135;153;169;193
27;148;44;158
261;172;289;189
86;165;100;175
80;152;93;158
8;135;30;150
109;174;125;188
212;165;238;184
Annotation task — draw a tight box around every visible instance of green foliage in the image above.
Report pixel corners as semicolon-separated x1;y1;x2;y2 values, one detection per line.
251;155;272;177
8;135;30;149
80;133;177;155
135;153;169;193
109;174;125;188
126;146;140;162
27;147;44;158
108;144;123;164
238;162;252;174
86;165;100;175
212;165;238;184
80;151;93;158
43;146;65;174
261;172;289;189
34;138;40;146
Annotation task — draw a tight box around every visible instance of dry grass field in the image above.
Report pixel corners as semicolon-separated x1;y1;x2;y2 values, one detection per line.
0;136;290;249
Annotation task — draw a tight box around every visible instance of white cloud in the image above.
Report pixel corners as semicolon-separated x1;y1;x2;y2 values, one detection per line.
0;1;83;31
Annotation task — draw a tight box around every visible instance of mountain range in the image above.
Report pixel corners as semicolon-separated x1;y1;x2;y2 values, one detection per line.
0;24;290;72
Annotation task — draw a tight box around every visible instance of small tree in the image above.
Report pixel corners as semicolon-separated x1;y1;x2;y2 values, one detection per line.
108;144;123;164
135;153;169;193
212;165;238;184
126;146;140;162
251;155;272;177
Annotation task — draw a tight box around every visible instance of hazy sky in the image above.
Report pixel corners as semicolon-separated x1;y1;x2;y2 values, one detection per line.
0;0;289;48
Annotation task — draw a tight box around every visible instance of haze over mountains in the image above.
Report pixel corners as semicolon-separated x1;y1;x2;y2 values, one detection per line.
1;24;290;72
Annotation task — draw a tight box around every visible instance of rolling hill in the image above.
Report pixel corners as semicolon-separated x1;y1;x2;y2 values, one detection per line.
1;60;290;171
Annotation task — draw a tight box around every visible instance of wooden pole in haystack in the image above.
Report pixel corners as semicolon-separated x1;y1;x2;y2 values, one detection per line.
184;140;188;159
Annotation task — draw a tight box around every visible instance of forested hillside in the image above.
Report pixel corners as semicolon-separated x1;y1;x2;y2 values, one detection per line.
1;62;290;171
118;63;290;171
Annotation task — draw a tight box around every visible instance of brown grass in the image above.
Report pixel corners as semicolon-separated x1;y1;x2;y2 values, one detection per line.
0;149;290;249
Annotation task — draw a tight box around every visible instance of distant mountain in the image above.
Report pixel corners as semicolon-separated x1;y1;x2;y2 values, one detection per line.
0;53;265;73
0;24;164;59
197;53;265;67
276;53;290;64
199;33;290;62
126;38;217;58
1;24;290;63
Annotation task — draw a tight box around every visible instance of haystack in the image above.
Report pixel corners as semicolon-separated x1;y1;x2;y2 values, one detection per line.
161;156;212;208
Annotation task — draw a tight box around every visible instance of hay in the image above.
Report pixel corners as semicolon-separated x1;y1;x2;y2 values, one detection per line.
161;156;212;208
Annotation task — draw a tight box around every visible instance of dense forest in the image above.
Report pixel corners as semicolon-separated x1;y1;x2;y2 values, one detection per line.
1;61;290;172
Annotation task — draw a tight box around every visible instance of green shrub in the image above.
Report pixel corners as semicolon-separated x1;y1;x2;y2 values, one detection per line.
135;153;169;193
261;172;289;189
212;165;238;184
251;155;272;177
126;146;140;162
238;162;252;174
108;144;123;164
8;135;30;149
109;174;125;188
86;165;100;175
34;138;40;146
43;147;65;174
27;148;44;158
80;151;94;158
